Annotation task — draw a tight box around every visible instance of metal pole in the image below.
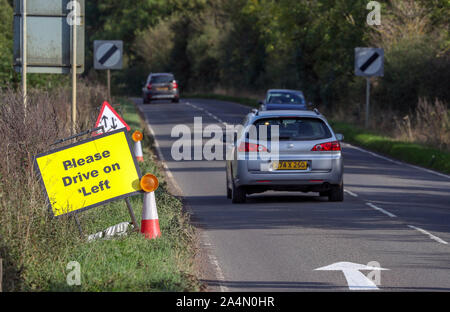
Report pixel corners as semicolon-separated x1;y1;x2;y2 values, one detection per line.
125;198;139;232
22;0;27;117
0;257;3;292
71;5;77;135
365;77;370;128
74;214;83;238
107;69;111;103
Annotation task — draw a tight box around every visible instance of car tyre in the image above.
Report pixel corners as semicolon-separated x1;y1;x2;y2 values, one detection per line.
226;173;232;199
172;98;179;103
328;183;344;202
231;180;246;204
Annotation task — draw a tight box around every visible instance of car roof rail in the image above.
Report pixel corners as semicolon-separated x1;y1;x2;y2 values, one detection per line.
313;108;321;115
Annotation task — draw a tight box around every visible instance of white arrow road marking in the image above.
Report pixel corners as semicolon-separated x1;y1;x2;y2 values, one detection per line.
315;262;389;290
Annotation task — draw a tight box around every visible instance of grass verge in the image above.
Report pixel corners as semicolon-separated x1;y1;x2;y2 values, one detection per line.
184;93;450;175
329;121;450;174
1;98;201;292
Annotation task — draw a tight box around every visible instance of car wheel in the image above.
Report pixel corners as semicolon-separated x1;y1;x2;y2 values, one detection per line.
231;180;246;204
328;183;344;202
226;183;232;199
319;191;328;197
172;98;179;103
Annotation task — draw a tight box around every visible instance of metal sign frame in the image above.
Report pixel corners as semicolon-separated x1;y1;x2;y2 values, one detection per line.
34;128;142;218
13;0;85;74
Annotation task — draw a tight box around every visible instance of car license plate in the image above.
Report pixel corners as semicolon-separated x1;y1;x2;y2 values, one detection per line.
157;87;168;91
274;161;308;170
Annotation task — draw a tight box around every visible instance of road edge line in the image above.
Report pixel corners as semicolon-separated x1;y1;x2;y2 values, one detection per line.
132;98;229;292
366;202;397;218
407;225;449;245
345;143;450;180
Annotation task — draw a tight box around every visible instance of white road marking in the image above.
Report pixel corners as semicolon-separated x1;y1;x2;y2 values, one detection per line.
344;189;358;197
366;203;397;218
202;233;229;292
315;262;389;291
407;225;449;245
186;102;228;127
345;144;450;180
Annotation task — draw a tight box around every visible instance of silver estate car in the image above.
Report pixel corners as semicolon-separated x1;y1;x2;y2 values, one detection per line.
225;109;344;203
142;73;180;104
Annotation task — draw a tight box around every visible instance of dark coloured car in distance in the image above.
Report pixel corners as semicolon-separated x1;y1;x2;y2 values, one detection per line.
260;89;307;111
142;73;180;103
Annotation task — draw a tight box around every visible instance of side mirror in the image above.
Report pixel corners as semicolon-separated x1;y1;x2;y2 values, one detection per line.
336;133;344;142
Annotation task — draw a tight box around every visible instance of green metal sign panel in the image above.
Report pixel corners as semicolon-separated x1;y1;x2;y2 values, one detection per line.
13;0;85;74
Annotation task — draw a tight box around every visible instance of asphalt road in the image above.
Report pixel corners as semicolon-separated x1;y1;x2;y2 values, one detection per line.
134;97;450;292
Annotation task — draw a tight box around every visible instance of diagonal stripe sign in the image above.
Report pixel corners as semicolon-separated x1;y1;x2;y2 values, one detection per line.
99;45;119;65
94;40;123;70
359;52;380;72
355;48;384;77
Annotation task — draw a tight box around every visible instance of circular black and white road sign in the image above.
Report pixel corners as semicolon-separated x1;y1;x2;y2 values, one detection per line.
94;40;123;70
355;47;384;77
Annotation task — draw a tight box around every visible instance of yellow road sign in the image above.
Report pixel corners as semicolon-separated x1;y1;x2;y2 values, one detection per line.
34;129;142;217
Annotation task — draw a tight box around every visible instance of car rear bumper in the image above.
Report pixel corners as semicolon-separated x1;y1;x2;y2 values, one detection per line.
144;91;179;100
233;157;343;190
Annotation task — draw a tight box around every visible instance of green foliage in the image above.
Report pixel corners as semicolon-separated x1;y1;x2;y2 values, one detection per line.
0;0;13;84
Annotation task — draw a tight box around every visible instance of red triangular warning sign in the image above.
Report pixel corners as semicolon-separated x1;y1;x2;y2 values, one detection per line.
94;101;131;136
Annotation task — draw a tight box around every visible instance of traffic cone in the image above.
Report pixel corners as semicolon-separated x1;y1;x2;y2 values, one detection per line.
140;173;160;239
141;191;161;239
132;131;144;162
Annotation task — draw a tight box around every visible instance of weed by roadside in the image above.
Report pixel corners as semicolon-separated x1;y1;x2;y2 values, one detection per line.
0;86;201;291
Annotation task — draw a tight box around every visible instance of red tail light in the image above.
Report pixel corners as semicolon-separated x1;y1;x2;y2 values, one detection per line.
311;141;341;151
147;83;153;90
238;142;268;152
172;81;178;89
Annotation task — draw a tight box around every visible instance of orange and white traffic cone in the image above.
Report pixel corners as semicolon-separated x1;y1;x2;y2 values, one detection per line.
140;174;160;239
132;131;144;162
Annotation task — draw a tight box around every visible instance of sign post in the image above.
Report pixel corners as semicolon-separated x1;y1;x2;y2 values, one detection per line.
366;77;370;129
14;0;85;131
0;257;3;292
22;0;27;116
71;2;77;135
355;47;384;128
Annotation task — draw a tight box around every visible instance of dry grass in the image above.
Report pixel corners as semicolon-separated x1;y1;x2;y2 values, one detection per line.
395;98;450;151
329;97;449;152
0;81;107;290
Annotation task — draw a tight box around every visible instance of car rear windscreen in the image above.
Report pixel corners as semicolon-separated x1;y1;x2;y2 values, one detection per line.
267;92;305;104
252;117;332;141
150;75;174;83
